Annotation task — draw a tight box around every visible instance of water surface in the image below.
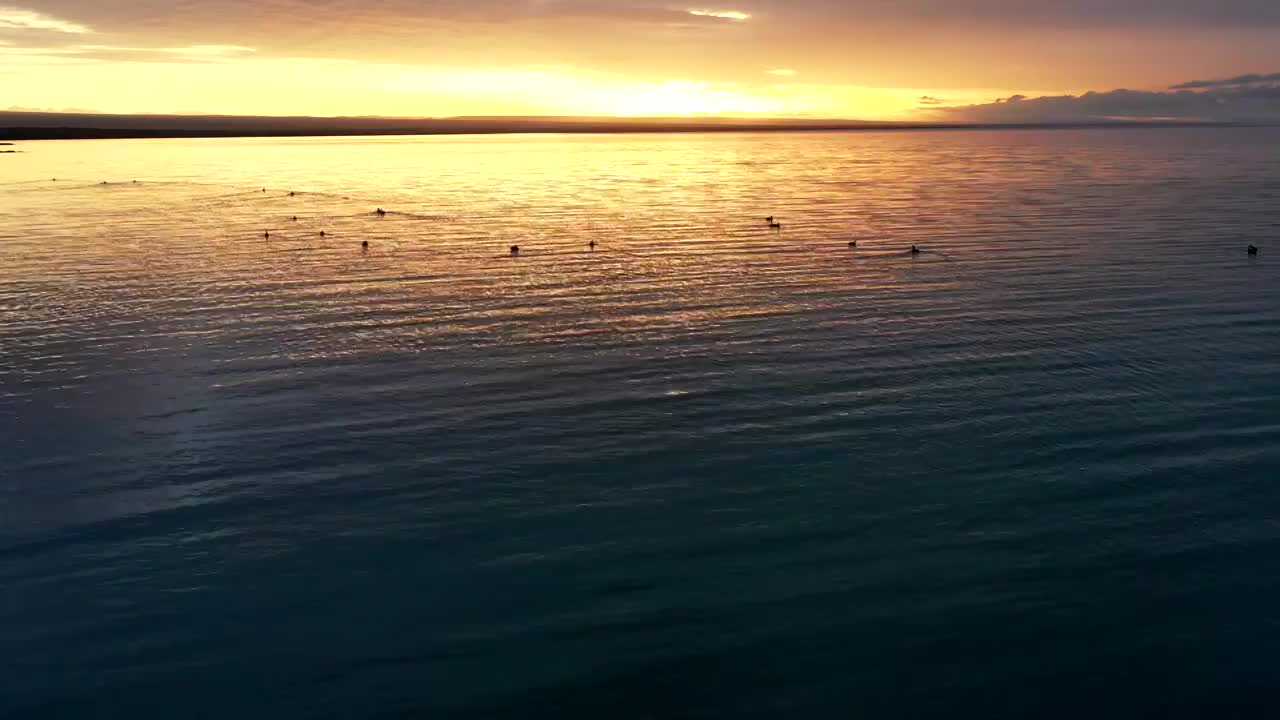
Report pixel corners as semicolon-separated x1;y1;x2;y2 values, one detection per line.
3;129;1280;717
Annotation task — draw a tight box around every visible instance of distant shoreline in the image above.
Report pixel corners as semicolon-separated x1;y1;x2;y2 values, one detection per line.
0;112;1259;141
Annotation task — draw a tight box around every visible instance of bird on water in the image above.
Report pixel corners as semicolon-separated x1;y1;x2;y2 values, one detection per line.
1248;245;1259;256
770;222;783;230
848;241;857;248
264;231;271;239
376;208;387;216
320;231;326;237
589;241;597;251
911;245;920;255
362;241;369;250
511;245;520;256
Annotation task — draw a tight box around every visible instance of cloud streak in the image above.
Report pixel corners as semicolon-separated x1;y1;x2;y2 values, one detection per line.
1171;72;1280;90
0;5;91;33
686;8;751;21
0;42;258;65
796;0;1280;29
23;0;755;32
931;77;1280;123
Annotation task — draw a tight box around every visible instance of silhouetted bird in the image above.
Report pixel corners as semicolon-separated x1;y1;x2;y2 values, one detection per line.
375;208;386;216
292;216;298;222
289;192;295;197
770;222;782;230
1248;245;1259;256
362;241;369;249
320;231;326;237
264;231;271;239
765;216;775;223
262;188;266;193
848;241;857;248
589;241;597;251
911;245;920;255
510;245;520;256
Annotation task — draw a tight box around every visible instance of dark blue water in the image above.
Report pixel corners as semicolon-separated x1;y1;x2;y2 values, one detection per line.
3;130;1280;717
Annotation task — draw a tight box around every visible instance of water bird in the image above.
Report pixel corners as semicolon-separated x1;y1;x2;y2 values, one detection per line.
848;241;857;248
510;245;520;256
289;192;295;197
911;245;920;255
292;216;298;222
770;222;783;230
765;216;775;223
375;208;386;216
320;231;326;237
1248;245;1259;256
264;231;271;239
589;241;597;251
362;241;369;249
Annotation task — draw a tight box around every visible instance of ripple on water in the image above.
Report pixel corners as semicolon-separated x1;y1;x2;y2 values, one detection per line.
3;129;1280;716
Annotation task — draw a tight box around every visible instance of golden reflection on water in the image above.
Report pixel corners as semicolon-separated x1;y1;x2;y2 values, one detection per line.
1;130;1274;371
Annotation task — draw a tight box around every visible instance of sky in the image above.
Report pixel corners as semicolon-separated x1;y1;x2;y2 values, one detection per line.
2;1;1280;121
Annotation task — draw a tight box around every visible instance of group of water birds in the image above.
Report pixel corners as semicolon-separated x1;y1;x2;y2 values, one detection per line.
266;205;926;257
76;182;1266;256
507;216;912;257
766;215;921;255
253;193;1259;258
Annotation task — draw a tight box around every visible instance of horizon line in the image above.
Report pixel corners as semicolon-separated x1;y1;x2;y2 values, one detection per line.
1;110;1268;142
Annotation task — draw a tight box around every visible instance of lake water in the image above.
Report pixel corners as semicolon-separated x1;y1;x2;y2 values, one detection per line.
3;129;1280;717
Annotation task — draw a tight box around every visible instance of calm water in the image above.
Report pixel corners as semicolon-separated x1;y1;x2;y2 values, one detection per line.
3;129;1280;717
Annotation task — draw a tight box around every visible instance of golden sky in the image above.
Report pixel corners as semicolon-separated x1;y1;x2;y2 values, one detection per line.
3;1;1280;120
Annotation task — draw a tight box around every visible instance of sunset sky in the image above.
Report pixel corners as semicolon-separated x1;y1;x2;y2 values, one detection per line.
3;1;1280;121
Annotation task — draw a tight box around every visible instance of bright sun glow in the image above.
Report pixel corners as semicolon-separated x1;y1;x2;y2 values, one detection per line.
2;52;1017;119
605;81;778;115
